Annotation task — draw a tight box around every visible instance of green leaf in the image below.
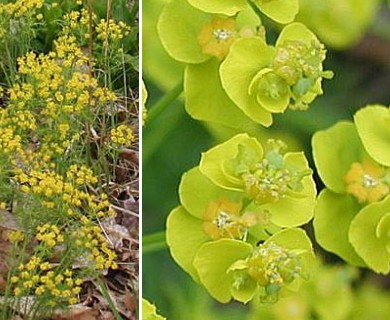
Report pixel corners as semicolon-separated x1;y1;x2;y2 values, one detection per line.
158;0;210;63
187;0;247;16
313;189;365;266
261;153;316;227
349;196;390;274
199;133;263;191
179;167;242;219
166;206;210;282
193;239;253;303
354;105;390;167
312;121;364;194
185;59;255;129
254;0;299;24
220;37;275;126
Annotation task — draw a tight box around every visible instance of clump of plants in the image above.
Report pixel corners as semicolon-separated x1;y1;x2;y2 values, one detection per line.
0;0;139;319
143;0;390;319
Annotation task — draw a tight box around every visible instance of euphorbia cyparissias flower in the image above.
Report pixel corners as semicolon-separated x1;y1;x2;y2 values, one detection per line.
312;108;390;269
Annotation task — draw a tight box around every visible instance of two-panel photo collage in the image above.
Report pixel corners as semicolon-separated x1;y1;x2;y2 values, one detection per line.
0;0;389;319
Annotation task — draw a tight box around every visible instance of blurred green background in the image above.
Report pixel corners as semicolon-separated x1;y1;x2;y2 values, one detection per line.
143;0;390;319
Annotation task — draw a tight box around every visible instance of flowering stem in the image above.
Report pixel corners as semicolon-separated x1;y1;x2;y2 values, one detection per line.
147;81;183;123
143;231;167;254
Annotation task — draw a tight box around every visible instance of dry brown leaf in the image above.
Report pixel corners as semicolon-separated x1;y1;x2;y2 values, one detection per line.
123;291;136;312
101;218;132;250
0;211;20;230
52;304;99;320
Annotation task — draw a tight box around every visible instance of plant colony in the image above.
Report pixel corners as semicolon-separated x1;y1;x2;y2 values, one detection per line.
0;0;138;319
143;0;390;318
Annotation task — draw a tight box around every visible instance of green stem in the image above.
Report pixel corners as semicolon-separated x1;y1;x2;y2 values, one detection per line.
97;277;124;320
143;231;167;254
147;81;183;123
247;0;264;21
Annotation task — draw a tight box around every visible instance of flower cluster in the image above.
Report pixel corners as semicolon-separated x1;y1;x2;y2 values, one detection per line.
157;0;332;128
96;19;131;42
110;124;135;147
167;133;316;303
0;0;43;17
11;262;82;306
312;104;390;273
73;219;118;270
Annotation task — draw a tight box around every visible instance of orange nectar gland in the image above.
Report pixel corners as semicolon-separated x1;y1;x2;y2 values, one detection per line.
198;18;237;60
203;198;265;240
344;160;389;204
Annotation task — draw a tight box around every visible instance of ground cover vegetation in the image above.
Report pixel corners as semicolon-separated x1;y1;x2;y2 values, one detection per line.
0;0;139;319
143;0;390;319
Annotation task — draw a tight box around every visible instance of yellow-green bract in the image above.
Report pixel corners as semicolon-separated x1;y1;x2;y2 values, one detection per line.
220;23;332;126
166;133;316;304
142;299;166;320
187;0;299;24
296;0;380;49
312;105;390;273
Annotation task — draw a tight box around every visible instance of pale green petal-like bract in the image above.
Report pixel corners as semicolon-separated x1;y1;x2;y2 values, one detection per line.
187;0;247;16
297;0;380;49
158;0;210;63
261;153;316;227
349;196;390;274
313;189;365;266
354;105;390;167
185;59;255;129
199;133;264;191
179;167;242;219
254;0;299;24
220;37;274;126
193;239;253;303
142;299;166;320
276;22;318;48
166;206;210;282
312;121;364;194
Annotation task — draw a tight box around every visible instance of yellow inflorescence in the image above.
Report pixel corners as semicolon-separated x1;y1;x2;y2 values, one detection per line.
74;222;118;270
110;124;135;146
0;0;43;17
12;263;82;305
36;224;64;248
96;19;131;43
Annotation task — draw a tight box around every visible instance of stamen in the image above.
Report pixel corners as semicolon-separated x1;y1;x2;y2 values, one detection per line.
363;174;378;188
213;29;231;41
